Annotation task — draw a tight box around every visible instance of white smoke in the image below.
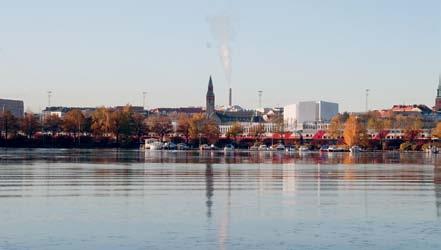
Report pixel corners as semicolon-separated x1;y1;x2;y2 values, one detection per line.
208;15;234;86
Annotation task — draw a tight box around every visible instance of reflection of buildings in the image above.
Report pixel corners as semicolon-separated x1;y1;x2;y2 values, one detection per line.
435;165;441;217
205;164;214;218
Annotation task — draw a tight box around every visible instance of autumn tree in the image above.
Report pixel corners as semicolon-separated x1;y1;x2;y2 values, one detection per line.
226;122;244;142
176;113;191;143
110;106;135;143
132;112;148;143
147;115;173;141
0;111;19;140
327;115;344;140
249;124;266;142
63;109;86;141
43;114;63;135
343;115;368;147
432;122;441;139
91;107;113;136
188;113;220;145
394;115;423;142
20;113;41;139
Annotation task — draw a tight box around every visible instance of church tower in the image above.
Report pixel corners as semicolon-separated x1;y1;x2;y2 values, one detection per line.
206;76;215;117
435;75;441;111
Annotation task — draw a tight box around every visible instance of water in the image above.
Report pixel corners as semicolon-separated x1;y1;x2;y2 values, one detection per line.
0;149;440;250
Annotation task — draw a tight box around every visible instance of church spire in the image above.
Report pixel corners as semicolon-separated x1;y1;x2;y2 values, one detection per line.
206;76;215;117
207;75;214;95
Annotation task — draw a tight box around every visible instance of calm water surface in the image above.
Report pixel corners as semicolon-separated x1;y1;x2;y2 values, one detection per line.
0;149;440;250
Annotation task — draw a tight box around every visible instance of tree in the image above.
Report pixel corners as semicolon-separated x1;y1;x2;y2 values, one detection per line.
147;115;173;141
20;113;41;139
367;116;388;147
249;124;266;142
110;106;135;143
188;113;220;145
132;112;148;143
63;109;85;142
273;116;285;134
327;115;344;140
403;116;423;142
204;119;220;145
226;122;244;142
432;122;441;139
43;114;63;135
343;115;368;147
0;111;19;140
176;113;191;143
91;107;113;136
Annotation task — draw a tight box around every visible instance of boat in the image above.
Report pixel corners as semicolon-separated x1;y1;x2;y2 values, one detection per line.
299;146;310;153
319;146;329;152
149;141;164;150
163;142;177;150
224;144;235;152
144;139;163;150
425;146;439;154
250;145;259;151
274;144;286;151
177;143;190;151
328;146;347;152
350;145;362;153
199;144;211;151
286;147;296;152
258;145;269;151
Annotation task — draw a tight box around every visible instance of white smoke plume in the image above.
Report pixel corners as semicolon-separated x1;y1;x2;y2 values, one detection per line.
208;15;234;86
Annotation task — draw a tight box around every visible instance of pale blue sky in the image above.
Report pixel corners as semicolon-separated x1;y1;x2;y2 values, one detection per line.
0;0;440;112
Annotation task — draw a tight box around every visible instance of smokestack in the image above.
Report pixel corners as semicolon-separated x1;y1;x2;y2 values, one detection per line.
229;88;232;107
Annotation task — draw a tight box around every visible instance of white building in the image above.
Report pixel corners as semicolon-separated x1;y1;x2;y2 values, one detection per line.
284;101;339;131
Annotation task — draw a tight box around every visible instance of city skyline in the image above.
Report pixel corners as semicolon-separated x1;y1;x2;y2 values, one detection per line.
0;0;440;112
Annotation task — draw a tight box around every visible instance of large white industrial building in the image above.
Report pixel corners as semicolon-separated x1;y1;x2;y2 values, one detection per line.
284;101;339;131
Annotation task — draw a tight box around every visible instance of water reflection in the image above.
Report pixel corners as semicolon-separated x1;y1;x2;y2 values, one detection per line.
1;148;441;166
1;149;441;249
205;163;214;218
435;164;441;217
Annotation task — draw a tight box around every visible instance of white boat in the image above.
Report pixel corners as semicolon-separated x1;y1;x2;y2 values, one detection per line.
425;146;439;154
286;147;296;152
299;146;310;153
274;144;286;151
350;146;362;153
144;139;163;150
199;144;211;151
149;141;164;150
258;145;269;151
224;144;235;152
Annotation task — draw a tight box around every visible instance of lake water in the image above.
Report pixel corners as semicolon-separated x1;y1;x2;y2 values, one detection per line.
0;149;440;250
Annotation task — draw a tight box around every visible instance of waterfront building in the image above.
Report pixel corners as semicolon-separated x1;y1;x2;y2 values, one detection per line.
284;101;339;131
203;76;280;136
0;99;24;118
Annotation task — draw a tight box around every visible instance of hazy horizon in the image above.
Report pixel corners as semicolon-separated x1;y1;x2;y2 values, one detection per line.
1;0;440;113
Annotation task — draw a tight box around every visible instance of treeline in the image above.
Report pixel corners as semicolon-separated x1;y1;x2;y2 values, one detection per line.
327;111;441;150
0;106;222;148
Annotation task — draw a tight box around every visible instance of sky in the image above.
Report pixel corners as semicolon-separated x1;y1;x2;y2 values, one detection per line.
0;0;440;113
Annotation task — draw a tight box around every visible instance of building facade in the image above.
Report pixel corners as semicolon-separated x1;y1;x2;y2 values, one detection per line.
0;99;24;118
284;101;339;131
